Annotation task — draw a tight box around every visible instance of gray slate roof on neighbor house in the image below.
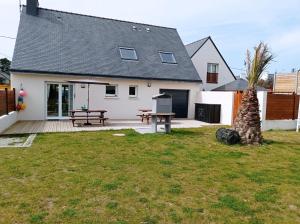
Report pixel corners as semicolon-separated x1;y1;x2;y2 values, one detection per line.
185;37;210;57
0;71;10;84
211;78;266;91
11;6;201;82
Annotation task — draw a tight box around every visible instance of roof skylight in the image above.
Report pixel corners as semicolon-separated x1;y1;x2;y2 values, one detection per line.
119;47;138;60
159;52;177;64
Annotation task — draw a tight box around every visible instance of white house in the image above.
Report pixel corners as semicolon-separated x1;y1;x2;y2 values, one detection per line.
10;0;237;121
11;0;204;120
185;37;236;91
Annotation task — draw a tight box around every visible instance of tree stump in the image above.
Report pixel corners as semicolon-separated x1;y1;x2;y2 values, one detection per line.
216;128;240;145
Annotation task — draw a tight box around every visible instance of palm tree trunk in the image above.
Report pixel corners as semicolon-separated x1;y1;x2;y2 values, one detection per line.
233;87;263;145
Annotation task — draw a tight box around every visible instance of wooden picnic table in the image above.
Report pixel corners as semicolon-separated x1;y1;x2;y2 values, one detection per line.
139;109;152;113
137;109;174;124
137;109;152;124
70;109;108;126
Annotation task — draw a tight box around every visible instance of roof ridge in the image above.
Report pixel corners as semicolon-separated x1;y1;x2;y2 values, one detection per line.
185;36;210;46
22;5;177;30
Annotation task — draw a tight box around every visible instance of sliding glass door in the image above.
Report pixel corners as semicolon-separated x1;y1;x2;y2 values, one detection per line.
47;84;59;117
46;83;73;119
61;84;73;117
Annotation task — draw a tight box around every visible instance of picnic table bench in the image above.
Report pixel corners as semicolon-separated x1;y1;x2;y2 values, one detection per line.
137;109;175;124
70;110;108;127
137;109;152;124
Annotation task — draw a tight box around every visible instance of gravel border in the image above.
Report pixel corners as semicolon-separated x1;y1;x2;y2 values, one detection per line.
0;134;37;148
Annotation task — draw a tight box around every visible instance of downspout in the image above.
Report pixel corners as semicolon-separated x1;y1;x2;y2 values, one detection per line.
296;69;300;95
273;72;276;92
296;69;300;132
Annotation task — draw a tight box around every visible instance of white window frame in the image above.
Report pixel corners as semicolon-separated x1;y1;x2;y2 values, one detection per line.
105;84;118;97
129;85;138;98
45;82;74;120
207;63;219;73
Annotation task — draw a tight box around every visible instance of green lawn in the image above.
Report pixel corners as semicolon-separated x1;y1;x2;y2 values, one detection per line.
0;127;300;223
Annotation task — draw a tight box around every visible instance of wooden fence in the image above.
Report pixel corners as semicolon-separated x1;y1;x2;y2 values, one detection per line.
0;84;10;90
232;91;243;123
274;73;300;93
0;88;16;117
266;92;299;120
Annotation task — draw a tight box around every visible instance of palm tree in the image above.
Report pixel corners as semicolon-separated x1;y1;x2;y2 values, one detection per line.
233;42;274;145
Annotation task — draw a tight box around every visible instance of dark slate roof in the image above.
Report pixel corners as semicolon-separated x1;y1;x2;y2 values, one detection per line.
211;78;267;91
185;37;209;57
11;6;201;82
0;71;10;80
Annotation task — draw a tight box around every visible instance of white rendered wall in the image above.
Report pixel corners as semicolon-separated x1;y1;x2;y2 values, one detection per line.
0;111;18;133
197;91;267;126
11;73;202;120
257;91;267;122
197;91;234;125
191;39;236;91
262;120;297;131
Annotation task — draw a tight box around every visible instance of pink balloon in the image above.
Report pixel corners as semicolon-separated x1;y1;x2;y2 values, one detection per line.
19;90;27;96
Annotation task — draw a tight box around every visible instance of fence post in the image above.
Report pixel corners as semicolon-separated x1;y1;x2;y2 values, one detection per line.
292;92;296;119
13;88;16;111
5;88;8;115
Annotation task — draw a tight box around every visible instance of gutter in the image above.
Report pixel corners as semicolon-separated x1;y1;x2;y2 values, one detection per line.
10;69;203;83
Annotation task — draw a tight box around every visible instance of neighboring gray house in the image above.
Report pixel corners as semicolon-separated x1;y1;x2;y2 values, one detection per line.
212;78;266;91
0;72;10;85
11;0;202;120
185;36;236;90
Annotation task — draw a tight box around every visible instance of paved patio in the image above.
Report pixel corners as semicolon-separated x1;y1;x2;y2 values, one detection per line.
2;119;212;135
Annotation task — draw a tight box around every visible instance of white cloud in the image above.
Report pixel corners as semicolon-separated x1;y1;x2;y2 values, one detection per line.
269;28;300;52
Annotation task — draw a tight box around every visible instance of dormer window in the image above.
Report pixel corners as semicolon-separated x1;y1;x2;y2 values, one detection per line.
119;47;138;60
159;52;177;64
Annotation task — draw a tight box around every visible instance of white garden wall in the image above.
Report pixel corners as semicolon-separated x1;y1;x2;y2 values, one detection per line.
0;111;18;133
196;91;270;127
197;91;234;125
257;91;267;122
261;120;297;131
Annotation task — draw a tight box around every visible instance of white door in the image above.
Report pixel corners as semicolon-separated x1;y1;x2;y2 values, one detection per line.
46;83;73;119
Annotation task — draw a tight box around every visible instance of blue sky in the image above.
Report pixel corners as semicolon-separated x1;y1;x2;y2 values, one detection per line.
0;0;299;76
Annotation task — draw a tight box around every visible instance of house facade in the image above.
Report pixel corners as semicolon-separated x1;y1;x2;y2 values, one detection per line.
185;37;236;91
11;1;202;120
11;73;200;120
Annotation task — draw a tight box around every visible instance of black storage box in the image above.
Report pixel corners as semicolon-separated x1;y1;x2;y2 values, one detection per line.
195;103;221;123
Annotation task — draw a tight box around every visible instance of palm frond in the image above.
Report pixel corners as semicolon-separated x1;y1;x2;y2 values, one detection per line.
246;42;274;88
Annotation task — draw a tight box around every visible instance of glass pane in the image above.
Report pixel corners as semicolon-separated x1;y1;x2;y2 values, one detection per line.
69;85;73;112
129;86;136;96
119;48;138;60
212;64;216;73
159;52;176;64
47;84;59;117
106;85;116;95
207;64;212;73
208;63;218;73
215;64;219;73
62;84;72;117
